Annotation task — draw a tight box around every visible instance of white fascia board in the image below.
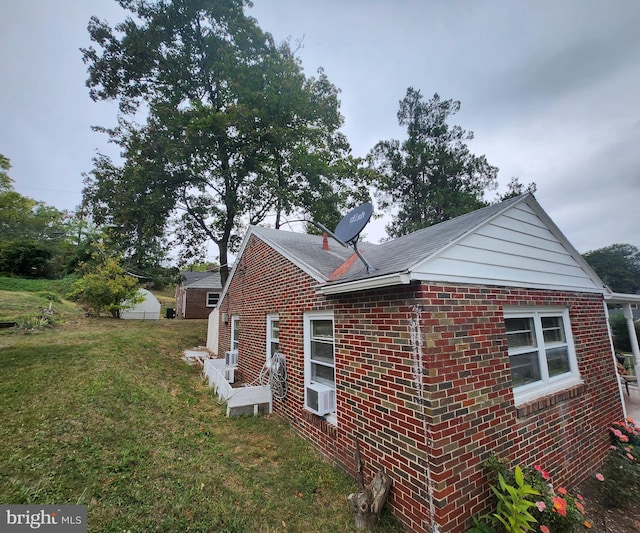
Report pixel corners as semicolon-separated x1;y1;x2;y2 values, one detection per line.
605;292;640;305
316;272;412;295
409;271;608;294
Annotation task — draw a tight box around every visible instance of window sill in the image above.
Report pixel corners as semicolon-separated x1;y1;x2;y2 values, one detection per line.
515;381;586;418
301;409;338;436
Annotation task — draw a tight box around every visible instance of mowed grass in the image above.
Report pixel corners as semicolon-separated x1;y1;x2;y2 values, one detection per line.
0;293;403;532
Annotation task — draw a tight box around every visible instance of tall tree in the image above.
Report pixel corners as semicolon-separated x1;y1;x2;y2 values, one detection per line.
0;154;72;277
583;243;640;294
368;88;498;238
495;177;537;202
0;154;11;191
82;0;368;282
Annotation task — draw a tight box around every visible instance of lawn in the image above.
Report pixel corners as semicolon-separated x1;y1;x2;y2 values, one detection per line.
0;289;402;532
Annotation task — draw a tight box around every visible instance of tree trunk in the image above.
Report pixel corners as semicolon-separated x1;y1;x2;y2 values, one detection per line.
348;438;393;530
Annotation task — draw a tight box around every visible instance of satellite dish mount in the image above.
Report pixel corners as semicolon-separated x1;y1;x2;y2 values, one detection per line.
312;203;376;274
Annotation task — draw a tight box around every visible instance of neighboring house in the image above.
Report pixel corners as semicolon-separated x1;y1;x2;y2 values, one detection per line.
206;194;634;533
120;288;161;320
175;271;222;319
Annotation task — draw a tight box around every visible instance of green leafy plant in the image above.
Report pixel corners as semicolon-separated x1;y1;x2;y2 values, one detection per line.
466;516;496;533
490;466;539;532
474;457;592;533
69;254;142;317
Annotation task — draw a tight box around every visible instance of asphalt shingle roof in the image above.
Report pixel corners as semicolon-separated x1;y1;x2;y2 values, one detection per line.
180;271;222;289
331;195;525;284
249;195;524;286
250;226;358;281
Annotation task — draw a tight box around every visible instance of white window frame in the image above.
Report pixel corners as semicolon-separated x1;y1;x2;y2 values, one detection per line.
206;292;219;307
505;307;581;405
266;314;279;366
303;311;337;423
230;315;240;353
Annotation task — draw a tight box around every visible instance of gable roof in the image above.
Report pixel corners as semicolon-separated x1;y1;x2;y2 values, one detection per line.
180;271;222;290
221;194;609;298
320;194;606;294
217;225;361;305
240;226;360;282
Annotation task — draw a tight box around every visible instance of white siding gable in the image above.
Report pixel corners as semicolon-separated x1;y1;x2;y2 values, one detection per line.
411;201;604;292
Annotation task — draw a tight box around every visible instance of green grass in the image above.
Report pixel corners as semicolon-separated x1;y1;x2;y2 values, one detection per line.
0;276;72;293
0;287;402;532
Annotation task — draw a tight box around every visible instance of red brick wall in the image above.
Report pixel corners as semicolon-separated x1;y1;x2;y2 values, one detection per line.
217;236;330;403
183;288;217;319
216;235;623;533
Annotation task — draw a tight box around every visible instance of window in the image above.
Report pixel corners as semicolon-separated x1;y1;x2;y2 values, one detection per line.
266;314;279;364
304;312;336;418
505;308;580;403
231;316;240;352
206;292;219;307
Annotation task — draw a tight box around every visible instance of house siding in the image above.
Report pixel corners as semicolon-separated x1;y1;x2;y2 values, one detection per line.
415;202;601;291
181;288;219;319
216;234;623;533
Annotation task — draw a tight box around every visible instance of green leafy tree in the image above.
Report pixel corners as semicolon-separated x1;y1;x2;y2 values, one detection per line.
82;0;368;282
495;177;537;202
583;243;640;294
369;88;499;238
0;153;12;190
0;153;72;277
70;253;142;317
0;240;52;277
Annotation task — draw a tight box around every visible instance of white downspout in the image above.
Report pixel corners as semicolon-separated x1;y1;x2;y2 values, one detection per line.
623;303;640;377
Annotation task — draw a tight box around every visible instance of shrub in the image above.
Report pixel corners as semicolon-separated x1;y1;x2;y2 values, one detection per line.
597;419;640;508
474;456;592;532
70;256;142;317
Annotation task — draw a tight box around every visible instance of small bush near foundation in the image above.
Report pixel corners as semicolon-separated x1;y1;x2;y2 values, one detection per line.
468;456;592;532
595;419;640;509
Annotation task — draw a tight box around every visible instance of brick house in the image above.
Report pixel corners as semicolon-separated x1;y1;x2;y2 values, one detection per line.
206;194;630;533
175;271;222;319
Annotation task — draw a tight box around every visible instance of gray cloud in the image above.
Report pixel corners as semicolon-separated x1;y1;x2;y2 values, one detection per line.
1;0;638;258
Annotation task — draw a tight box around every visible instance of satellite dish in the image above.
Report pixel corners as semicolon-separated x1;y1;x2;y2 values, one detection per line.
308;202;376;274
334;202;373;244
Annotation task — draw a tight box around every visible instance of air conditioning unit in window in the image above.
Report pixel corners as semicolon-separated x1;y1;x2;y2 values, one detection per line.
305;382;335;416
225;350;238;367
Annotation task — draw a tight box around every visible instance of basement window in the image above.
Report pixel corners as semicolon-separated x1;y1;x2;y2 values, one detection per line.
505;308;581;404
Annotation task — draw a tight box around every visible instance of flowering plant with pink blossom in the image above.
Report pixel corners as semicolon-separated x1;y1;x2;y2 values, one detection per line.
598;418;640;508
526;465;591;532
476;456;592;532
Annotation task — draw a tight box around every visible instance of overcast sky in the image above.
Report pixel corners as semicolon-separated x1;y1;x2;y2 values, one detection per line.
1;0;639;255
